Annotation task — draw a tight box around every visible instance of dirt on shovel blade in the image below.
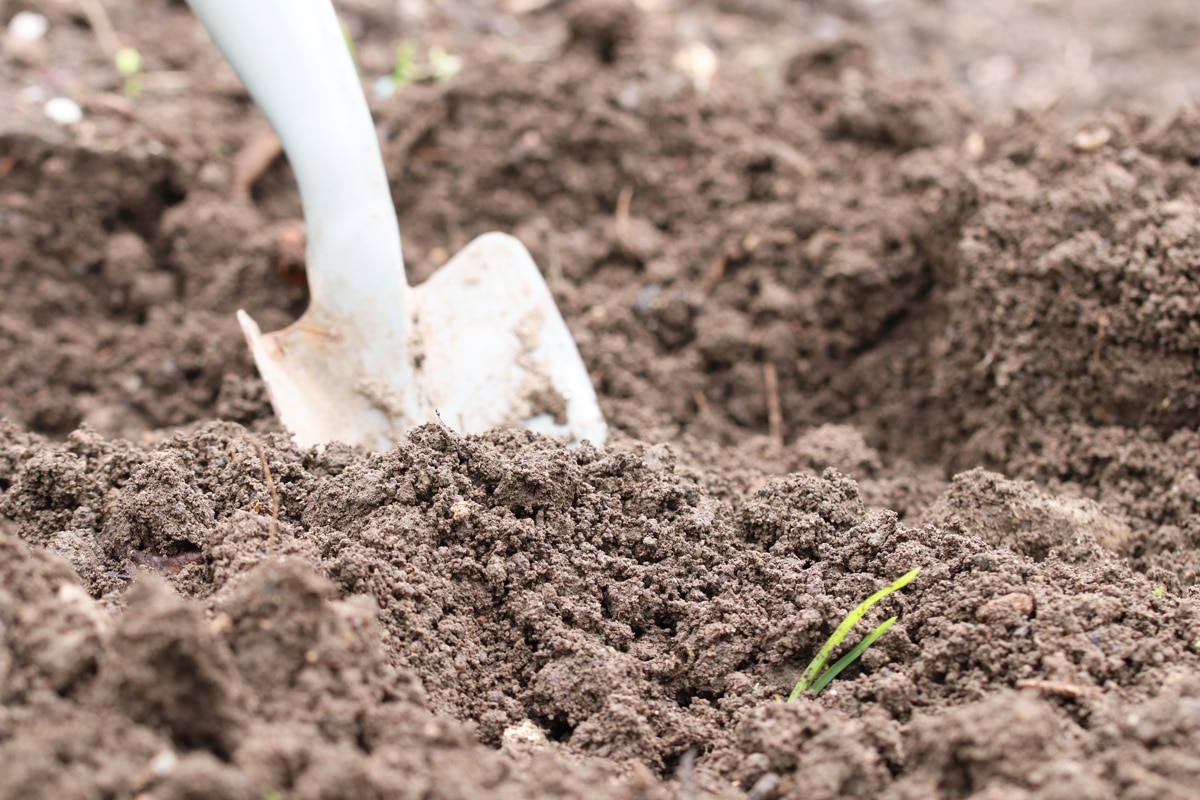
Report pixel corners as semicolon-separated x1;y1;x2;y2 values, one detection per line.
2;1;1200;798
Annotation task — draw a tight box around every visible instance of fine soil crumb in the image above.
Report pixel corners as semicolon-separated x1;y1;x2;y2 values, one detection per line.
3;424;1199;797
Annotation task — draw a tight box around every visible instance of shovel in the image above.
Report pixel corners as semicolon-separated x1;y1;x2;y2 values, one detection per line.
187;0;607;450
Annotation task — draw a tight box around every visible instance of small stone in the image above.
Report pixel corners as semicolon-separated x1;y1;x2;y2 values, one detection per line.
44;97;83;125
150;750;178;778
964;130;986;158
748;773;781;800
673;42;718;93
450;501;471;522
1072;127;1112;153
197;161;227;189
501;719;549;749
5;13;49;65
8;11;49;41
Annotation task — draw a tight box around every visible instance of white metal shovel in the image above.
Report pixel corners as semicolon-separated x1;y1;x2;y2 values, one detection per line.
187;0;607;450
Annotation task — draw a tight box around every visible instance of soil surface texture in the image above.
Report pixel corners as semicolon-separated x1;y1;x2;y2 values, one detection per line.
3;1;1200;799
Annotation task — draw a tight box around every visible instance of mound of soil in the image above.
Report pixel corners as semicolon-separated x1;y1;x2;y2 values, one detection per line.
2;1;1199;798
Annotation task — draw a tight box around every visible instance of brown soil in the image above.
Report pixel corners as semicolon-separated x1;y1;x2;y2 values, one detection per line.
3;1;1200;798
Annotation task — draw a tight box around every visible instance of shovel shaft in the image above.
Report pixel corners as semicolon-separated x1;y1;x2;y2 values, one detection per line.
187;0;410;320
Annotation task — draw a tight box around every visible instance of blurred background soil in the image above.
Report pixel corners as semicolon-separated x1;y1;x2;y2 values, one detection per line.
2;1;1200;798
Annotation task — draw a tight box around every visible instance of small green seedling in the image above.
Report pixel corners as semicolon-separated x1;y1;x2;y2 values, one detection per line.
114;46;143;98
788;568;920;700
1152;586;1166;598
426;45;462;81
391;40;417;85
375;40;462;97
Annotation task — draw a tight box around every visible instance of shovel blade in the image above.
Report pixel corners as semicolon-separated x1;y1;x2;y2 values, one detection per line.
240;233;606;450
413;232;607;445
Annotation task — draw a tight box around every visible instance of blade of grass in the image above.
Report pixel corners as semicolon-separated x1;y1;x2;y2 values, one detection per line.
807;616;896;695
787;567;920;701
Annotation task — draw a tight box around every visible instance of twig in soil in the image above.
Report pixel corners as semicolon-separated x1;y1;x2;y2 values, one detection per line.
252;440;280;554
627;762;657;792
700;250;727;294
83;93;182;147
788;568;920;699
674;746;697;800
120;549;205;578
763;362;783;446
1092;311;1110;376
384;89;450;175
540;221;563;285
233;127;285;191
78;0;122;59
136;71;191;93
615;186;635;258
1015;679;1102;698
504;0;567;12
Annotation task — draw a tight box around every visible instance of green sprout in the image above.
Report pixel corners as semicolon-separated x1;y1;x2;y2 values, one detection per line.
1152;586;1166;598
374;40;462;97
392;40;417;86
114;46;143;99
788;568;920;700
426;45;462;81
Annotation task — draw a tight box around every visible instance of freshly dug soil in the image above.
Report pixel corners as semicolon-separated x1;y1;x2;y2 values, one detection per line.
2;1;1200;799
